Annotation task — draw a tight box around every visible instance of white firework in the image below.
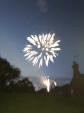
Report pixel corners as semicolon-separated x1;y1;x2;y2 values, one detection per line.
42;76;50;92
41;76;57;92
23;33;61;67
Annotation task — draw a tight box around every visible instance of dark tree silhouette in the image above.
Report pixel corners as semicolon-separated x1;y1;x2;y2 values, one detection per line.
16;78;35;92
0;57;20;88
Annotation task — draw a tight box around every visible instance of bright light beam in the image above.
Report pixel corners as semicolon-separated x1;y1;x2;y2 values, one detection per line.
41;76;57;92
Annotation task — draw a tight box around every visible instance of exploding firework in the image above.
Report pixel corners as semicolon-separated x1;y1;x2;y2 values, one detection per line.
23;33;61;67
42;76;50;92
41;76;57;92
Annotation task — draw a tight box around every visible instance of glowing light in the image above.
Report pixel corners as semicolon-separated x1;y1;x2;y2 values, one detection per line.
42;76;50;92
23;33;61;67
41;76;57;92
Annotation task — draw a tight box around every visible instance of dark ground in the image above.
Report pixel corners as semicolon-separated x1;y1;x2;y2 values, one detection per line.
0;92;84;113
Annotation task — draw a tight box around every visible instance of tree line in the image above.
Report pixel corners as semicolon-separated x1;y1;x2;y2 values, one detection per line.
1;56;81;96
0;57;34;92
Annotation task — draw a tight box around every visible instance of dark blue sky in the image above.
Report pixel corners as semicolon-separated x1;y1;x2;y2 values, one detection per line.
0;0;84;80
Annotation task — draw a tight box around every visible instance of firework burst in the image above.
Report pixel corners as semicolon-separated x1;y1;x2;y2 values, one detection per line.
23;33;61;67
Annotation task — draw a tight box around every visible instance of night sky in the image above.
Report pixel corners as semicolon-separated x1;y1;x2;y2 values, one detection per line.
0;0;84;83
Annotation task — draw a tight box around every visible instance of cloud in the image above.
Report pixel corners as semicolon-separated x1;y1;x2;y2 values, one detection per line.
37;0;48;13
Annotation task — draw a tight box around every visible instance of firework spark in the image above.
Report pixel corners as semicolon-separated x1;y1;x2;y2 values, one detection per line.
42;76;50;92
41;76;57;92
23;33;61;67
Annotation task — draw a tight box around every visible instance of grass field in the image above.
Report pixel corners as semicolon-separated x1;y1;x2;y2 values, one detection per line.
0;92;84;113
